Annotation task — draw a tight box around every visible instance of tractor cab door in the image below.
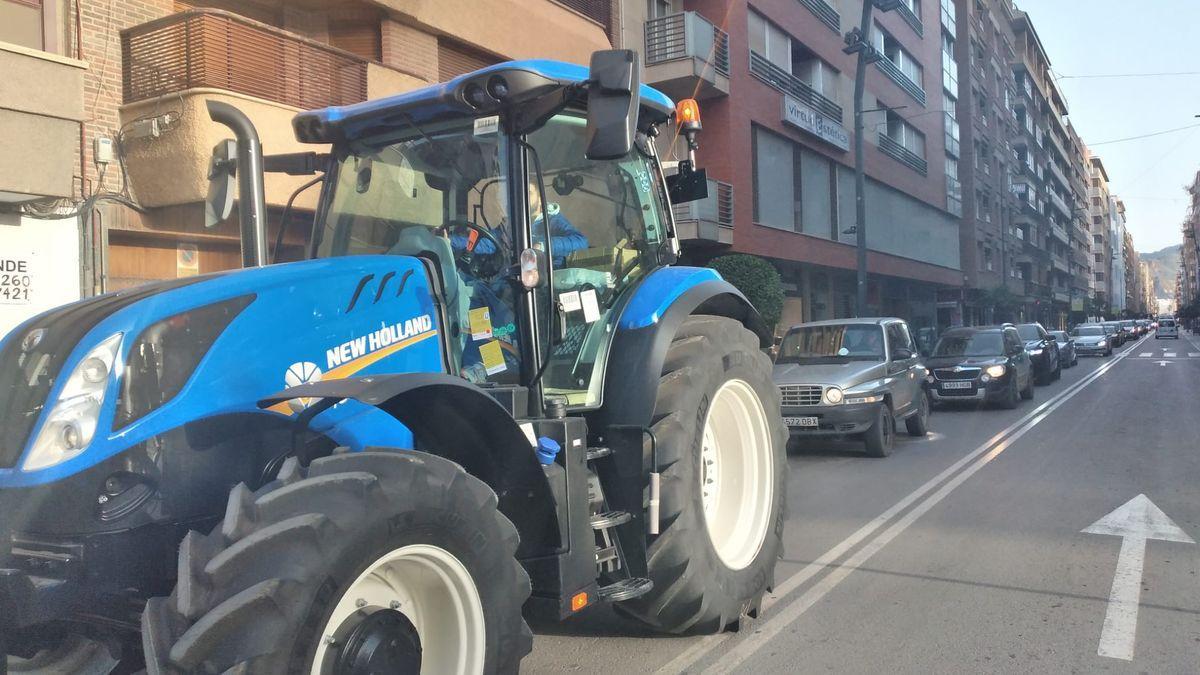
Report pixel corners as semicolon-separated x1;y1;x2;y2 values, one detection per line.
524;112;672;408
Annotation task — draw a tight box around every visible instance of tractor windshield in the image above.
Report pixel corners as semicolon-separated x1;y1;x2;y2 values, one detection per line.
314;116;516;379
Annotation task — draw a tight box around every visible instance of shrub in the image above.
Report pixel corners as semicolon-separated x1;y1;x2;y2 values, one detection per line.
708;254;784;332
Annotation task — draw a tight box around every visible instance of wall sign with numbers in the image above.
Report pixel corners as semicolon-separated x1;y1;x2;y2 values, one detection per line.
0;259;33;304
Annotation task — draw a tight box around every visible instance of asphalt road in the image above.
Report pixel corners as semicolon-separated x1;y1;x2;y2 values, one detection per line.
524;330;1200;673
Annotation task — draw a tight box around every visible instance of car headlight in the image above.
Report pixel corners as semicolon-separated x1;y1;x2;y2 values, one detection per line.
1097;340;1107;347
22;333;122;471
844;393;883;405
823;387;844;405
1030;348;1044;356
985;365;1007;378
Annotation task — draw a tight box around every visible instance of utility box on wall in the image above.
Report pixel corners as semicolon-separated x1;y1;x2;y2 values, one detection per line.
0;213;82;340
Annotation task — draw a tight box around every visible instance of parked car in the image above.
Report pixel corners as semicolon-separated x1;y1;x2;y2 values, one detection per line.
773;318;929;457
1016;322;1061;384
1048;330;1077;368
1157;317;1180;339
1101;321;1127;347
925;325;1034;409
1071;324;1113;356
1120;319;1139;338
1136;319;1152;335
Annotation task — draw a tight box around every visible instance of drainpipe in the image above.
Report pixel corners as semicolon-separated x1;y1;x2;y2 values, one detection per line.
207;100;268;267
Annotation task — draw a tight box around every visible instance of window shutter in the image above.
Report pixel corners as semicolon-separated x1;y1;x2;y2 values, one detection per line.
438;38;498;80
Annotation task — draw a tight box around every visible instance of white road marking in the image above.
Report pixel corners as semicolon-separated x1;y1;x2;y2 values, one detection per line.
1139;353;1152;357
1164;353;1176;358
1189;353;1199;358
1083;495;1194;661
1158;360;1170;366
676;349;1136;674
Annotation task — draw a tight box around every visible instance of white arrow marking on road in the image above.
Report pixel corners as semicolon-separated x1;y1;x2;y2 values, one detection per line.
1083;494;1194;661
1156;360;1169;366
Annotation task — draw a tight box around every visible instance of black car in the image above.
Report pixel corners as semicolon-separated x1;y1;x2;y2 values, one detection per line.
925;325;1035;409
1101;321;1127;347
1016;322;1061;384
1048;330;1077;368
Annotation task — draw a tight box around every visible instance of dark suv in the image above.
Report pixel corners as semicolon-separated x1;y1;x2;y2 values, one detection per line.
1016;322;1060;384
926;325;1034;408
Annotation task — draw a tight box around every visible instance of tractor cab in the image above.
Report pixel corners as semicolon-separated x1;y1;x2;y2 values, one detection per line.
278;54;705;412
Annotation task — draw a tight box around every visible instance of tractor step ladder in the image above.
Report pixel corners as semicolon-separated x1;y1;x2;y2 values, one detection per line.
597;577;654;602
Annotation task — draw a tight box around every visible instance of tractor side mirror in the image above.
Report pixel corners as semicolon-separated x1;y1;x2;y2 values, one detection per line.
584;50;639;161
205;139;237;228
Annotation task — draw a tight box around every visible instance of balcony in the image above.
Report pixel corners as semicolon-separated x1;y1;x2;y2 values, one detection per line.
644;12;730;101
673;178;733;246
1047;190;1071;219
895;2;923;37
1053;288;1071;304
798;0;841;32
749;51;842;120
0;43;85;202
878;133;927;174
119;9;425;211
1052;254;1070;274
1025;280;1052;299
874;56;926;106
1046;160;1068;188
553;0;611;31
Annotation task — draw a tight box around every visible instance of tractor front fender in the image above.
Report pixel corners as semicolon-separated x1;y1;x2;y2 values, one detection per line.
594;268;767;431
260;373;560;556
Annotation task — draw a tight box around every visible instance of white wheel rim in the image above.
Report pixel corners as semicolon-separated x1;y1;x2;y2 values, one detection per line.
699;378;775;570
311;544;486;674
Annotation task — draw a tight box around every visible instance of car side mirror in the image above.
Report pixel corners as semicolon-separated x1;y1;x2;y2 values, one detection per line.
892;348;913;360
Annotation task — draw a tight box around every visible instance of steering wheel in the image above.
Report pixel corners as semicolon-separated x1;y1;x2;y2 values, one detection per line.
440;219;504;278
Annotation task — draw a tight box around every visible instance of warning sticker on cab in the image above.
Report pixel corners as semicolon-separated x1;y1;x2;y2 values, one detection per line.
469;306;493;340
480;340;507;375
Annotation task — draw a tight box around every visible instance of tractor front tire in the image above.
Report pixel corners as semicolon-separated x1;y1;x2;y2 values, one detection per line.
142;451;531;674
617;315;787;634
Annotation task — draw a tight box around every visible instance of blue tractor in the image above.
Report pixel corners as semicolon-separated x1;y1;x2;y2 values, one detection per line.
0;51;786;673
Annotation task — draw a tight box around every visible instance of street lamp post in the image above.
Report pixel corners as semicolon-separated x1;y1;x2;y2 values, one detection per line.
844;0;902;317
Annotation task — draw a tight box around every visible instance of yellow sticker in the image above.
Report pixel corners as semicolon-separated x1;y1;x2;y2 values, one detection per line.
480;340;507;375
469;306;493;340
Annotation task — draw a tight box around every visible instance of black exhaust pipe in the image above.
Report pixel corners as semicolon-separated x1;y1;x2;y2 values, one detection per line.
207;100;268;267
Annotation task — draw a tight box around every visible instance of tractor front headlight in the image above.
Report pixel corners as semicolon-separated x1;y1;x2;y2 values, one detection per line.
23;333;122;471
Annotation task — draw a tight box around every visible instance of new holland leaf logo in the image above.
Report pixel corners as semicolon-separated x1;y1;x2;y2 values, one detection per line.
284;361;323;412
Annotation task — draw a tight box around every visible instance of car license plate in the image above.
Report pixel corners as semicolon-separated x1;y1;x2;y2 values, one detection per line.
940;381;973;390
783;416;819;428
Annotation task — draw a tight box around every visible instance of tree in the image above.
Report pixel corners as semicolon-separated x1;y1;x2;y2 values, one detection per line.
708;254;784;332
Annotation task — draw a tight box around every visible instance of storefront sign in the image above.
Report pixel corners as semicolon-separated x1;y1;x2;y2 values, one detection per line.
0;215;81;340
782;95;849;151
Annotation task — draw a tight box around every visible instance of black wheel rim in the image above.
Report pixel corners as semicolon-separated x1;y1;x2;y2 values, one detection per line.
335;609;422;675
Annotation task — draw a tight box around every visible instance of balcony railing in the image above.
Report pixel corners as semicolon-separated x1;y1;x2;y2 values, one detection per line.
122;9;368;109
1047;190;1071;218
645;12;730;76
875;56;926;106
878;133;928;174
896;2;923;36
1046;160;1068;188
798;0;840;32
673;178;734;245
749;51;842;120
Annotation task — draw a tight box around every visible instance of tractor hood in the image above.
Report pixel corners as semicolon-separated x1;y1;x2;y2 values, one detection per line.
0;256;444;486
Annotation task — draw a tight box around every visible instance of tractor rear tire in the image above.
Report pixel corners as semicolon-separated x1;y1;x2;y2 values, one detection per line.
617;315;787;634
142;451;531;674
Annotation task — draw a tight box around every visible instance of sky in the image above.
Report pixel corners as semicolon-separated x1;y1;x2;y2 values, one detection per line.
1015;0;1200;254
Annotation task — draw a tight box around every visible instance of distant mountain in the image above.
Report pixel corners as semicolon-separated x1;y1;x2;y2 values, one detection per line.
1140;244;1181;298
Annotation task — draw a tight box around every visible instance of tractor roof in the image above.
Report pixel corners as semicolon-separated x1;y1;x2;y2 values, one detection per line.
293;59;675;145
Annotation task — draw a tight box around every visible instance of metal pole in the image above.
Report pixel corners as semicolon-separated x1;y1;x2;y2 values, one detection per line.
853;1;874;317
207;100;268;267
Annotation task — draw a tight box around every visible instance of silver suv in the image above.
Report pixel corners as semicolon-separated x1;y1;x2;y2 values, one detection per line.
772;318;930;457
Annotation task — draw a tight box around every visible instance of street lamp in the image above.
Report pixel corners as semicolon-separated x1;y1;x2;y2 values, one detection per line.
844;0;902;316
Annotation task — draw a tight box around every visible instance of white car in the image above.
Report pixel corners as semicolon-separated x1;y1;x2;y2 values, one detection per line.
1156;318;1179;339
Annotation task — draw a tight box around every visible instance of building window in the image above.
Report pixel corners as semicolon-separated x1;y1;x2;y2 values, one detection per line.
648;0;673;19
945;156;961;215
941;31;958;96
748;10;791;73
872;24;924;92
792;43;841;100
886;109;925;157
0;0;50;51
975;191;991;222
1092;196;1101;206
752;126;799;231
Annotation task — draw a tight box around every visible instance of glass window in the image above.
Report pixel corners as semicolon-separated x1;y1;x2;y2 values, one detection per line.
886;323;914;358
753;127;797;230
934;332;1004;357
777;324;886;363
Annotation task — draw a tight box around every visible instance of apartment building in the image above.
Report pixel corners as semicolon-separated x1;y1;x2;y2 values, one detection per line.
630;0;963;333
1065;122;1091;319
0;0;612;329
1180;171;1200;310
1088;155;1113;311
1109;195;1127;313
